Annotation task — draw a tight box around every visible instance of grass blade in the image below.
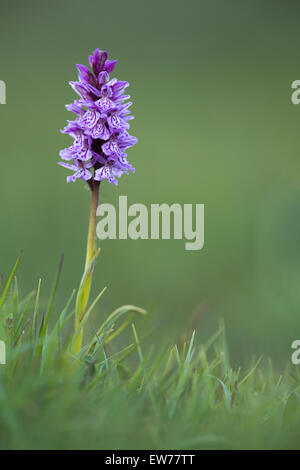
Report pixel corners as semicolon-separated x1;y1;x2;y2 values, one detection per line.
0;251;22;310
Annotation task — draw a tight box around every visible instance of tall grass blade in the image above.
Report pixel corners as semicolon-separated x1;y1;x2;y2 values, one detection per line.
0;251;22;310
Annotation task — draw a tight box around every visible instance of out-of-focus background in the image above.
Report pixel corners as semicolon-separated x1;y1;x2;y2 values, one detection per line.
1;0;300;365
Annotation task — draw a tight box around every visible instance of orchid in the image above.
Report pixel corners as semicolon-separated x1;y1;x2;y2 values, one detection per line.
59;49;138;352
59;48;137;186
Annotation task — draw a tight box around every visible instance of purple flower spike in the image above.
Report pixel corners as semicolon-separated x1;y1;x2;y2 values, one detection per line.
59;49;137;184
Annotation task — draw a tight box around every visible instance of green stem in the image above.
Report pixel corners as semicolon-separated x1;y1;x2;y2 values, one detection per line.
74;180;100;354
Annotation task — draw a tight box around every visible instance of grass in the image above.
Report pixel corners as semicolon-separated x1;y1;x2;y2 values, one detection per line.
0;255;300;450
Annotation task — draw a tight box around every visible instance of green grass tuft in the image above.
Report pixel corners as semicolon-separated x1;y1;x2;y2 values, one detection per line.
0;257;300;450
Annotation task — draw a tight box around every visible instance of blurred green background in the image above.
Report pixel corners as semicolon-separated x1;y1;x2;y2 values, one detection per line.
1;0;300;365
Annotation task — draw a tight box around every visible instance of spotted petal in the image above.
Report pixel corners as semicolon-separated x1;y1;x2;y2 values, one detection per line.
117;155;135;172
66;168;92;183
94;166;118;185
78;110;100;129
95;96;115;113
108;113;129;131
76;147;93;161
72;133;85;149
77;168;93;181
102;139;125;157
118;132;138;149
90;121;110;140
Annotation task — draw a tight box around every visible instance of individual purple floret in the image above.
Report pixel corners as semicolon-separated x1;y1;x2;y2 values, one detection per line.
59;49;137;185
